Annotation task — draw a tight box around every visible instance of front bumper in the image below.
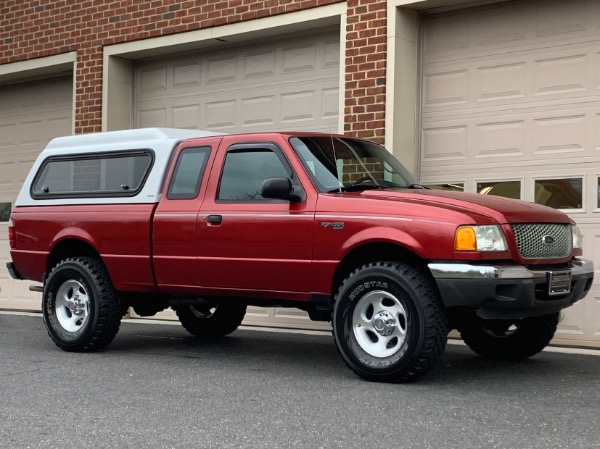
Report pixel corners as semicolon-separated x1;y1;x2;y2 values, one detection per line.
428;258;594;319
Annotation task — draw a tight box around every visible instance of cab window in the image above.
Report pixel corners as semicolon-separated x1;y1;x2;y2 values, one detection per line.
167;146;211;200
217;146;291;201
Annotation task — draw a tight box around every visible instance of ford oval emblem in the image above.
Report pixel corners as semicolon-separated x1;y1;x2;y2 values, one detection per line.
542;235;555;245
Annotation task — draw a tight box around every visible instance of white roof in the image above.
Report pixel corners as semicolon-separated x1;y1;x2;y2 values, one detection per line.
43;128;223;154
15;128;225;207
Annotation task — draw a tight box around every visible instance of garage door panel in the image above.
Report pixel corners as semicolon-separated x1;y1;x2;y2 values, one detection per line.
421;0;600;346
204;100;236;130
242;51;273;78
0;161;16;190
172;105;201;129
0;76;72;312
138;108;168;128
0;124;17;148
477;62;526;103
138;65;168;93
556;299;588;338
282;43;318;73
206;56;237;84
322;87;339;119
0;236;12;299
536;0;587;38
20;120;46;146
45;116;72;140
240;94;276;125
534;54;587;97
281;90;317;124
16;159;38;187
172;61;202;87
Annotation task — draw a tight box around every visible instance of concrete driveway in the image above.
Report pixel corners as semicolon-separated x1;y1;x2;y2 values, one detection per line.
1;313;599;449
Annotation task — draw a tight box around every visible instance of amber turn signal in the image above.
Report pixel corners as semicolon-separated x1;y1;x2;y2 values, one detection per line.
455;226;477;251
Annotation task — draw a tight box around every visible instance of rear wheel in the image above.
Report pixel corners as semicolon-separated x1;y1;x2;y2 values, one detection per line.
43;257;122;352
457;313;559;360
174;301;246;337
333;262;448;383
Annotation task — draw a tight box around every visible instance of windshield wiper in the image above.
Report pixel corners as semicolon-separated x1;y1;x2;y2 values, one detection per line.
327;184;383;193
327;183;427;193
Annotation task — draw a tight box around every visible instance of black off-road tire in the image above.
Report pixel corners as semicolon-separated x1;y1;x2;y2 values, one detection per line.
457;313;560;360
174;302;247;337
333;262;449;383
43;257;122;352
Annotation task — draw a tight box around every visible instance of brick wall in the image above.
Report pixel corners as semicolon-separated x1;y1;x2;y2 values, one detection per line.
1;0;387;140
345;0;387;143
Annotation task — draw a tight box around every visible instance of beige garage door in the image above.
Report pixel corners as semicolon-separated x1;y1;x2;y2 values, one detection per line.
135;28;340;133
0;76;73;311
135;28;340;330
420;0;600;346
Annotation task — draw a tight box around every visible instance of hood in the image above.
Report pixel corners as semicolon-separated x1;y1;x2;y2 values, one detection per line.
343;188;572;224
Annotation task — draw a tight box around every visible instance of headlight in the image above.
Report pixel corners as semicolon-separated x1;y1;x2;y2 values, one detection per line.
455;225;508;251
572;225;583;249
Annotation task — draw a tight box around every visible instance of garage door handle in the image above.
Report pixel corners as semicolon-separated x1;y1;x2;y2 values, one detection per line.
207;214;222;224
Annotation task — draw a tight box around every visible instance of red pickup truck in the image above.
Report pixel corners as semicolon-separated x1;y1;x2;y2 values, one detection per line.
6;128;594;382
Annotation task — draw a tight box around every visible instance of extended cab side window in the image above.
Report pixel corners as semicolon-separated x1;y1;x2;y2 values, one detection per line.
217;146;291;201
167;146;211;200
31;151;153;198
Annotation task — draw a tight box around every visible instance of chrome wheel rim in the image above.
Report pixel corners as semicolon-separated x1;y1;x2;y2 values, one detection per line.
352;290;408;358
55;280;90;332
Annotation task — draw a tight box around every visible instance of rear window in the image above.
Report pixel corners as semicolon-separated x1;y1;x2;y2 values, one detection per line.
31;151;153;199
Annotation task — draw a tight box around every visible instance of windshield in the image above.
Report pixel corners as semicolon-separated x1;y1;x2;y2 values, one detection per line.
289;136;418;193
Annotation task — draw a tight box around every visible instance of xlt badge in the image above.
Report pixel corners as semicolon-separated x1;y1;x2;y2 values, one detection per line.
321;221;345;230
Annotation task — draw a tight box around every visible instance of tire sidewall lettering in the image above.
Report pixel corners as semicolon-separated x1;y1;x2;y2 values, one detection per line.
348;281;388;302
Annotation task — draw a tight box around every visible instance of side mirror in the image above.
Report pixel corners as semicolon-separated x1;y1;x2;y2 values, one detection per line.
261;178;304;202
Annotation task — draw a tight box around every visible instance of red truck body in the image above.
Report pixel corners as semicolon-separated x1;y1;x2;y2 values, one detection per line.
6;128;594;382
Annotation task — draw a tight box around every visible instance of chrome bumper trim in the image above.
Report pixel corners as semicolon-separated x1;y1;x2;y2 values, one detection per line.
428;258;594;280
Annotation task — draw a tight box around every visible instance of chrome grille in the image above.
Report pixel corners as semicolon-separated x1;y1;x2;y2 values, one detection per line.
511;224;571;259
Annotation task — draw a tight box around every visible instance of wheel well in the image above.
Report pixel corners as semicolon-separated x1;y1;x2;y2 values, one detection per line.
47;239;101;273
332;242;427;295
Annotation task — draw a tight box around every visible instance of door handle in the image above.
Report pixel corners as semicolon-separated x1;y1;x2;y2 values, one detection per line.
206;214;222;225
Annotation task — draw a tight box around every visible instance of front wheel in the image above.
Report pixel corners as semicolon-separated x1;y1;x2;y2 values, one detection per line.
43;257;122;352
173;301;247;337
333;262;449;383
457;313;559;360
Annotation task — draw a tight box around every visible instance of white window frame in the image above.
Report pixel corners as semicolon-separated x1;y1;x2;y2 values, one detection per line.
472;177;524;200
532;174;586;214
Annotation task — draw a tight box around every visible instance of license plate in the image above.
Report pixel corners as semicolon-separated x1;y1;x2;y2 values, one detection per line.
548;271;572;296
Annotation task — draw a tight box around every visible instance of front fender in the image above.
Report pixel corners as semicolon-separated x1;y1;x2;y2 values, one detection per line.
340;226;426;259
